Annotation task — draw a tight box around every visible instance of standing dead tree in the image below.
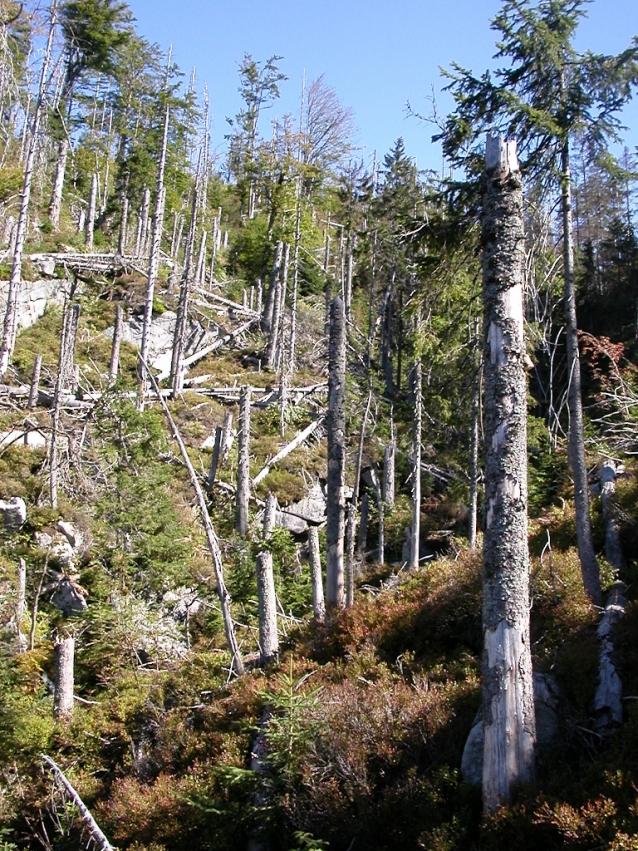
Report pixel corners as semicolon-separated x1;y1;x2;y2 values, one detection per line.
236;385;251;535
50;303;80;509
480;135;535;812
326;295;346;609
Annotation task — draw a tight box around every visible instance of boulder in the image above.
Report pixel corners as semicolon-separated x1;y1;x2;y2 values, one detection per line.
0;497;26;531
50;576;88;615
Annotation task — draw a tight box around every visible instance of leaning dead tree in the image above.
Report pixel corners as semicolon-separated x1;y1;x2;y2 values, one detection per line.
142;360;244;675
40;755;114;851
480;136;536;812
326;295;346;609
0;3;56;377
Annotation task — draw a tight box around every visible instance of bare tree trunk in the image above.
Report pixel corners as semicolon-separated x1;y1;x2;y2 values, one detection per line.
142;360;244;674
85;172;98;248
263;492;277;538
288;176;303;370
371;465;385;564
118;192;129;255
561;141;602;605
16;557;26;652
54;634;75;720
48;136;68;230
236;386;251;536
138;186;151;258
481;135;535;813
308;526;326;622
28;354;42;409
345;391;372;606
220;410;234;465
383;413;396;510
410;356;422;570
256;551;279;666
207;426;222;494
0;5;56;377
195;229;207;286
261;240;283;334
41;755;114;851
468;359;481;549
50;303;80;509
138;106;170;408
600;460;626;575
326;296;346;609
108;305;123;386
358;493;369;556
273;242;290;371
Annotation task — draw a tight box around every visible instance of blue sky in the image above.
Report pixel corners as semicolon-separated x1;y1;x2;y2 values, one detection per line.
127;0;638;174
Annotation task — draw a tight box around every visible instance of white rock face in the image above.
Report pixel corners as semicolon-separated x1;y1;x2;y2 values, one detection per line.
0;497;27;531
0;278;66;332
0;429;47;450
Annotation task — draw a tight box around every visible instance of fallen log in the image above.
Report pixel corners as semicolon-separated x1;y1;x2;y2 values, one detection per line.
252;415;324;486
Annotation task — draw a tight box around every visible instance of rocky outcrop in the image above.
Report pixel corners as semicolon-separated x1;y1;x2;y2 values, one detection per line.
0;497;27;531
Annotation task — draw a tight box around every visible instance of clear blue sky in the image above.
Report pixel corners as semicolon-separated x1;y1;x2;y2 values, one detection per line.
127;0;638;174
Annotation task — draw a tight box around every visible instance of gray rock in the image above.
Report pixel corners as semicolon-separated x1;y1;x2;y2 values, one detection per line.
461;672;563;787
55;520;83;550
0;497;26;531
50;576;88;615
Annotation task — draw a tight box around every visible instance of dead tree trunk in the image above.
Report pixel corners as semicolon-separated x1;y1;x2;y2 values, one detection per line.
85;172;98;248
383;413;396;510
138;186;151;258
481;135;536;813
220;410;234;465
50;303;80;509
308;526;326;622
108;304;123;386
142;360;244;674
600;460;626;576
326;295;346;609
138;106;170;408
170;174;200;396
358;493;369;556
410;356;422;570
261;240;283;334
28;354;42;409
54;634;75;720
0;6;56;377
16;557;26;652
263;492;277;538
235;386;251;536
345;391;372;606
468;356;481;549
49;136;69;230
207;426;222;494
118;192;129;255
256;551;279;666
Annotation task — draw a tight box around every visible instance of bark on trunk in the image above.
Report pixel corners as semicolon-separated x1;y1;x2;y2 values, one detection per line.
50;303;80;509
357;493;369;556
0;8;56;376
600;460;626;576
108;305;123;386
345;391;372;606
326;296;346;609
383;415;396;510
468;358;481;549
48;136;69;230
220;411;234;465
118;192;129;255
561;141;602;605
85;172;98;248
28;354;42;409
410;357;422;570
261;241;283;334
256;551;279;666
207;426;222;494
138;186;151;258
54;634;75;720
263;492;277;538
236;386;251;536
16;557;26;652
481;135;536;813
170;176;200;396
308;526;326;622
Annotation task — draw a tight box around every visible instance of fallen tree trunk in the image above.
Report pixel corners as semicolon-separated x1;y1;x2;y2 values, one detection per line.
252;416;324;487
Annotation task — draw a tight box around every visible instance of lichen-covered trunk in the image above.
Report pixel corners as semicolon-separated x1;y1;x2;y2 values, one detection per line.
54;635;75;720
256;551;279;666
561;141;602;606
481;135;535;813
326;295;346;609
235;386;251;536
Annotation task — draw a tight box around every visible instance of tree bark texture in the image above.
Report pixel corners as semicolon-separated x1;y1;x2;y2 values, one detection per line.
468;360;481;549
170;174;200;395
85;172;98;248
236;386;251;536
561;141;602;605
263;492;277;538
326;296;346;608
308;526;326;622
410;357;422;570
345;391;372;606
16;557;26;652
481;135;536;813
49;136;69;230
28;354;42;409
50;303;80;509
261;240;283;334
256;551;279;666
383;416;396;510
54;634;75;720
600;460;626;576
108;304;123;385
